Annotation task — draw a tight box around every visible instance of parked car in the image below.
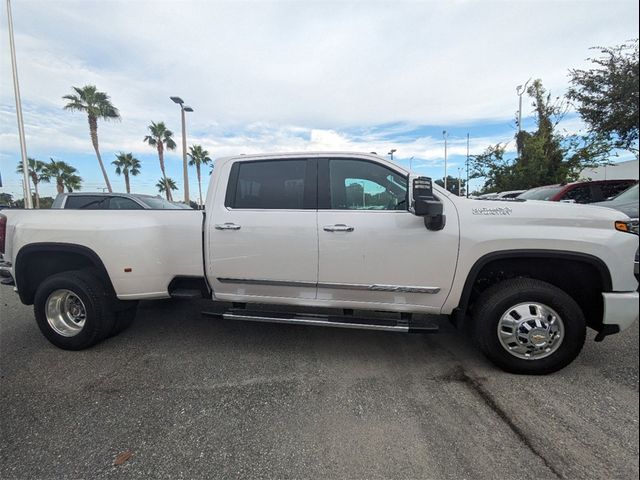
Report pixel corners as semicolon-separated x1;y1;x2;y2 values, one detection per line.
1;152;638;374
591;183;638;219
518;179;636;204
476;192;498;200
475;190;525;200
52;192;192;210
496;190;526;199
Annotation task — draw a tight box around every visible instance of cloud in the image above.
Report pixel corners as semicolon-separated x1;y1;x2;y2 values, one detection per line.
1;0;637;197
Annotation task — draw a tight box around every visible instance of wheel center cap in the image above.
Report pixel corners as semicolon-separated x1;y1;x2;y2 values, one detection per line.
529;328;549;346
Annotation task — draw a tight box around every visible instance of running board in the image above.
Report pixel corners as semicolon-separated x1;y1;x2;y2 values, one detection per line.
202;309;440;333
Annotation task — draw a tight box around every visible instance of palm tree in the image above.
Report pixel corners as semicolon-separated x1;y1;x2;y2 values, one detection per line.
16;158;50;208
62;85;120;192
112;152;141;194
187;145;212;207
144;122;176;201
44;159;82;193
156;177;178;196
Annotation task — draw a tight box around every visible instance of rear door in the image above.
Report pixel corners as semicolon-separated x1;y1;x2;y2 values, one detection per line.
207;157;318;301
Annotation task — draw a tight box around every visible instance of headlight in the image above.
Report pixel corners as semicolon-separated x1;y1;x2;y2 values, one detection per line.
615;219;639;235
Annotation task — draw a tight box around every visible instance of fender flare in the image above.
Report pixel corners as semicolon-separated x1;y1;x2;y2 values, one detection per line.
15;242;114;305
455;249;612;315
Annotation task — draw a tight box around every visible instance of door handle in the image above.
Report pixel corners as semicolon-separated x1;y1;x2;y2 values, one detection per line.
323;224;354;232
215;223;241;230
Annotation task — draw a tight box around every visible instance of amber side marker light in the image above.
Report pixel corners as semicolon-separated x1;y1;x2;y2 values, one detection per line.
615;220;639;235
615;221;630;233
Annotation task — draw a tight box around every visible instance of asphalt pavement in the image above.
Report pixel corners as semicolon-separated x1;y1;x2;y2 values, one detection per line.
1;289;638;479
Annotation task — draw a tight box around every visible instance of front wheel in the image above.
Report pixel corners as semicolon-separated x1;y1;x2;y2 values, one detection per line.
34;270;115;350
473;278;586;374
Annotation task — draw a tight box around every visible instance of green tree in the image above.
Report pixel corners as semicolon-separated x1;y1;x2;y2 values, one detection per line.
469;144;519;193
187;145;212;207
0;193;13;206
156;177;178;196
472;79;609;193
112;152;141;194
62;85;120;192
567;40;639;156
144;122;176;201
44;159;82;193
16;157;50;208
435;175;467;196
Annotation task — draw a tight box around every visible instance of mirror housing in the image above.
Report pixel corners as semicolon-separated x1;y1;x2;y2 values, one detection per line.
411;177;446;231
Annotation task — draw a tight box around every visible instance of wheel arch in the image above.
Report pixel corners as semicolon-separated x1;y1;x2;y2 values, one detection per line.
15;242;115;305
455;249;612;330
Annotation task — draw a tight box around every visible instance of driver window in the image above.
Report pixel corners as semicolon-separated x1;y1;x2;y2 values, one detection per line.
329;159;407;210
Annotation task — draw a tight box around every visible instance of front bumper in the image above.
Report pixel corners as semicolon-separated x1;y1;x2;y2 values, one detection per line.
602;291;639;332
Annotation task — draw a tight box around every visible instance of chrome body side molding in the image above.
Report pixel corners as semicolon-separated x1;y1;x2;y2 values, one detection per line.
216;277;440;294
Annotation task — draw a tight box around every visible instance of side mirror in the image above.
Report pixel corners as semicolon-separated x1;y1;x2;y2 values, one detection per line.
412;177;446;231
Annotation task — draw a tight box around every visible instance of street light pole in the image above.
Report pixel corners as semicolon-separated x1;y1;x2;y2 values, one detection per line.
516;78;530;157
442;130;448;191
466;133;470;198
388;149;396;161
170;96;193;204
6;0;32;208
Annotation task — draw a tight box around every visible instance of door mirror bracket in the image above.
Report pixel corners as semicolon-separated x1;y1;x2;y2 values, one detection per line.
411;177;446;231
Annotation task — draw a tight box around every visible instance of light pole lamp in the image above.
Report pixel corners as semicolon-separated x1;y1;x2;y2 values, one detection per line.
170;96;193;204
388;149;396;161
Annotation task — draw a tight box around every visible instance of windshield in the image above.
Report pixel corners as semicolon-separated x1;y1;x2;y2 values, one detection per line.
608;183;638;204
518;186;564;200
140;196;186;209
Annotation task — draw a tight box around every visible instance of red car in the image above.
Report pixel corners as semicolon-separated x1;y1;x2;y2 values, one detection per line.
518;179;637;204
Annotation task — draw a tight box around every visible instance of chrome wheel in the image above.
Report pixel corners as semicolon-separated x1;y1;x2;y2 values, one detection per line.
45;289;87;337
497;302;564;360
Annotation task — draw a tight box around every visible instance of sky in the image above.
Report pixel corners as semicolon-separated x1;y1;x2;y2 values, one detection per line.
0;0;638;199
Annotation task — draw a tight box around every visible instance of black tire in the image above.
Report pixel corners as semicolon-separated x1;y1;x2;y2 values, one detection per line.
34;269;116;350
110;302;138;337
473;278;586;375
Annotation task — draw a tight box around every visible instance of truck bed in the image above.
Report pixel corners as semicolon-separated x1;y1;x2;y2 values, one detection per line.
3;209;203;300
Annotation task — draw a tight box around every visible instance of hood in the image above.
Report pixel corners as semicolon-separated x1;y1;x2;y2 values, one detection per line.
591;199;639;219
461;197;631;225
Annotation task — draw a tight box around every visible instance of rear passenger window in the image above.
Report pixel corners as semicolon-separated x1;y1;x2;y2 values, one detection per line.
230;160;307;209
64;196;108;209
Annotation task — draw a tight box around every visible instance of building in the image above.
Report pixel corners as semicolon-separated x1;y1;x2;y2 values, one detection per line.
580;159;639;181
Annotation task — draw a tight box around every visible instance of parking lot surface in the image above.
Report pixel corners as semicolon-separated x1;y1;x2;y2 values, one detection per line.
1;289;638;480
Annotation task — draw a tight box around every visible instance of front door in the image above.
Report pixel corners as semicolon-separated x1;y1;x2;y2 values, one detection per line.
207;157;318;301
316;158;459;313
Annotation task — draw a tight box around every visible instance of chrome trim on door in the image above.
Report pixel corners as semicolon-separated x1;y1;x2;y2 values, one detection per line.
217;278;316;288
318;282;440;294
216;277;440;294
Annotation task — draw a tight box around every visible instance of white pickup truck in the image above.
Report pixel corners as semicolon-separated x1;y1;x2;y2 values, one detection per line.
1;152;638;374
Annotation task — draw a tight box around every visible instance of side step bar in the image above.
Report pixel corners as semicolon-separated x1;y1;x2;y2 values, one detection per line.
202;309;441;333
